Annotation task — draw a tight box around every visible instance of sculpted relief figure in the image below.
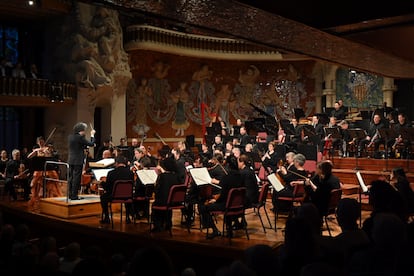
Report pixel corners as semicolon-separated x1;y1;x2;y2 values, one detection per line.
71;4;129;90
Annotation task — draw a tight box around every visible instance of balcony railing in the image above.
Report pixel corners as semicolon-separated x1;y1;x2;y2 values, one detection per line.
0;77;77;106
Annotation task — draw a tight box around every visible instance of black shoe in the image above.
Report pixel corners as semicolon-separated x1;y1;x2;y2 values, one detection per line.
70;197;83;200
206;230;221;239
126;218;132;224
100;218;110;224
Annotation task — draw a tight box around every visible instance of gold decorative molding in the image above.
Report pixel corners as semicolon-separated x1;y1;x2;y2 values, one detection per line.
125;25;283;60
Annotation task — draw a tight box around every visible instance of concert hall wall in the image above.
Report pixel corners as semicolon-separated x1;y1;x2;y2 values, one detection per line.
126;50;316;141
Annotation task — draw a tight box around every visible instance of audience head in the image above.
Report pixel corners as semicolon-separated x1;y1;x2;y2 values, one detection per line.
336;198;360;231
128;245;174;276
244;244;278;276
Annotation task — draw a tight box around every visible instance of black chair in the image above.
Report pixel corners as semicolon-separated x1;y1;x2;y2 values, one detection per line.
109;180;134;229
251;182;272;233
323;188;343;236
209;187;249;244
150;184;190;236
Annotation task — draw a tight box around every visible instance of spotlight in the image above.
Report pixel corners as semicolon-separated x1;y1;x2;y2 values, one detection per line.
27;1;35;6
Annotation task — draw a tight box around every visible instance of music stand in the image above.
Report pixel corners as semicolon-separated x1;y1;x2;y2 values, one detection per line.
323;127;341;162
348;128;366;170
378;128;397;171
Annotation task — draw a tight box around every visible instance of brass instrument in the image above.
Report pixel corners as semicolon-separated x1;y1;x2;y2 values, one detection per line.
367;129;380;148
392;135;402;150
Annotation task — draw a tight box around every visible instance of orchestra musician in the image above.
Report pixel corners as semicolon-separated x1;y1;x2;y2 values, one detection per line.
5;149;30;201
198;155;243;239
184;151;229;226
338;120;351;158
388;112;412;158
261;141;280;173
304;160;341;227
27;136;62;209
198;143;212;167
272;152;307;212
129;147;152;219
357;114;386;158
238;126;251;148
330;101;346;121
100;155;135;224
151;155;181;232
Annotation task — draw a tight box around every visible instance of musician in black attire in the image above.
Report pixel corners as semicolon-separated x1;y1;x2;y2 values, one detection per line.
357;114;386;158
198;143;212;167
99;155;134;224
330;101;346;121
5;149;30;201
238;154;259;208
238;126;251;148
272;153;307;212
151;156;181;232
182;152;228;226
304;160;341;227
199;155;243;239
261;141;280;173
388;112;412;158
67;122;96;200
338;120;351;158
131;147;152;219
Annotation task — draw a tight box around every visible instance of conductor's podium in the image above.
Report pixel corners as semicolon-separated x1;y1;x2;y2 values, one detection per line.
39;194;120;219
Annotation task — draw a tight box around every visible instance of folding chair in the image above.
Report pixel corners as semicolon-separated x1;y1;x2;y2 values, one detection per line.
150;184;190;236
209;187;249;245
109;180;134;229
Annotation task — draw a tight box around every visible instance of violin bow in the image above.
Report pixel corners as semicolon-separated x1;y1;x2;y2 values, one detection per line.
44;127;57;145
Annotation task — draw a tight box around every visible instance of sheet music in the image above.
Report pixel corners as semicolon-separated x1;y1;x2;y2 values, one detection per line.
189;167;222;189
92;168;114;180
356;171;369;193
267;173;285;192
89;158;115;168
136;169;158;185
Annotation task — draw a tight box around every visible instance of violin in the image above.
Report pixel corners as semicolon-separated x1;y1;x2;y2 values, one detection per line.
17;163;30;179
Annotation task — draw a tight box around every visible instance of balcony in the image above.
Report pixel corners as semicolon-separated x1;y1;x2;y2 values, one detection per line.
0;77;77;106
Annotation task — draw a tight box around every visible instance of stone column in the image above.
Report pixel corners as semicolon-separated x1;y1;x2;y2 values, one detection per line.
322;64;338;108
382;77;397;107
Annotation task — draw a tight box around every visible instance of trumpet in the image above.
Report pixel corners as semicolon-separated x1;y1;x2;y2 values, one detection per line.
367;130;380;148
392;135;402;150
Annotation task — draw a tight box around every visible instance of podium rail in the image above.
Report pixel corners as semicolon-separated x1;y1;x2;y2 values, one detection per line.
43;160;69;203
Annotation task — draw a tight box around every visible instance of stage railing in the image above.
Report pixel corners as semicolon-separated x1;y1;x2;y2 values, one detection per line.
43;160;69;203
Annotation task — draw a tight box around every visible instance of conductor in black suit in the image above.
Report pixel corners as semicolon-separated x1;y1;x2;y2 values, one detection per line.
67;122;96;200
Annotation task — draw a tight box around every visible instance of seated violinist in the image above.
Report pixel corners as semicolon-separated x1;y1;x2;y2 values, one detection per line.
27;136;61;209
131;147;153;219
272;153;307;212
5;149;30;201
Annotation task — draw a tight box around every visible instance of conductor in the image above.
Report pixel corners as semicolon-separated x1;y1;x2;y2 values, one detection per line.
68;122;96;200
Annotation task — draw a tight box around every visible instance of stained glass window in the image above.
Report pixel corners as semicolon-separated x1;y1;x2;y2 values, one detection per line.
0;25;18;64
